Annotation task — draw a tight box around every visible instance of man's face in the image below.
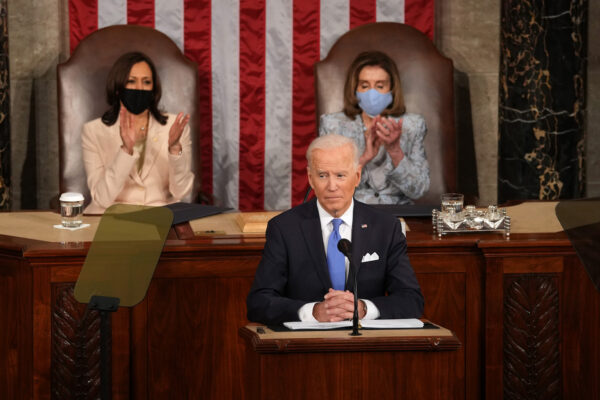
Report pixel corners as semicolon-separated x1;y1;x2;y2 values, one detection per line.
307;144;361;217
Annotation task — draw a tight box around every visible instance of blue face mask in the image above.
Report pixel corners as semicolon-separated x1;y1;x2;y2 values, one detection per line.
356;89;393;117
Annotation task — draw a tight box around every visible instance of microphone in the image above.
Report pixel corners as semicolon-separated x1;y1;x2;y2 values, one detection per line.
337;238;352;257
337;239;361;336
303;186;312;203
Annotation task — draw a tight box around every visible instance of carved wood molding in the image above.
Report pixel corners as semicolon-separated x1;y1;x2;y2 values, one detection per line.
52;284;104;400
503;275;560;400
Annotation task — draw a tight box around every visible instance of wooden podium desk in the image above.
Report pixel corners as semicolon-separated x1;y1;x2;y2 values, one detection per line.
0;209;598;400
239;323;461;400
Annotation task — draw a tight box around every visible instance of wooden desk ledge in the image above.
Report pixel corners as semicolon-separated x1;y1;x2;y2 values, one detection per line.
239;321;461;354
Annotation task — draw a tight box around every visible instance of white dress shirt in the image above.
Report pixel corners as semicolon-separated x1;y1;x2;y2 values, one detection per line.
298;199;380;321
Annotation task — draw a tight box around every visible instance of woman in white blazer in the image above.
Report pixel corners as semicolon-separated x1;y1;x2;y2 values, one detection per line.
82;51;195;213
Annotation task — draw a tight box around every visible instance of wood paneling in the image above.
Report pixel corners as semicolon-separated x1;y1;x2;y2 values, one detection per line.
145;277;253;399
51;284;102;400
240;326;463;400
561;255;600;399
418;272;466;341
0;258;32;400
1;224;598;400
33;264;52;400
480;241;600;400
503;276;560;400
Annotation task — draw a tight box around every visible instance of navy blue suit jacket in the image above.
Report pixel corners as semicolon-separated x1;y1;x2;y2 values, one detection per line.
247;198;424;325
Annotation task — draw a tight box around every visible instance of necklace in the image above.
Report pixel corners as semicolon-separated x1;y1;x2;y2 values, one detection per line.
138;117;149;136
360;113;371;132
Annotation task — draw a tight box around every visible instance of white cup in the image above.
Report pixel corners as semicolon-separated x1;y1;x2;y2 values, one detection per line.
59;192;84;228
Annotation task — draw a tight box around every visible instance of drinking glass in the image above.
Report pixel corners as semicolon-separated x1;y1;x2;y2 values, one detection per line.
441;193;464;213
60;192;84;228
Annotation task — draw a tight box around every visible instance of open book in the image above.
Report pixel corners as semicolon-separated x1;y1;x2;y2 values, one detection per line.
283;319;424;330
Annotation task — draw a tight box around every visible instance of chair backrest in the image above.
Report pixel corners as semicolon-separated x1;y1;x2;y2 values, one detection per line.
315;22;457;205
57;24;199;204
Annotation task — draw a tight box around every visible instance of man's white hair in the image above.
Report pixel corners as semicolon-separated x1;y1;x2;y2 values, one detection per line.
306;133;360;168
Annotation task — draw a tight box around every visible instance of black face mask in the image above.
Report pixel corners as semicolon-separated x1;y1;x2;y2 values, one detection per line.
120;89;153;114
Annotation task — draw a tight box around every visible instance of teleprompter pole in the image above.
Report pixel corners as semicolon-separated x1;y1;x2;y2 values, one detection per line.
88;295;120;400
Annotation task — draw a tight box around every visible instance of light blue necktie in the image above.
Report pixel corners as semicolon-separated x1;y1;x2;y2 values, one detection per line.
327;218;345;290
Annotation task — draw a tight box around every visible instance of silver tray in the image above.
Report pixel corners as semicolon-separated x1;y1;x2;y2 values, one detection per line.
432;207;511;238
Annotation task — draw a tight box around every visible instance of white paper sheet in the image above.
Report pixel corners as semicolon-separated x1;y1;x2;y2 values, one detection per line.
283;319;424;330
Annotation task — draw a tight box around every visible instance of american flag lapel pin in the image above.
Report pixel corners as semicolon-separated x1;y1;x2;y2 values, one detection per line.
361;224;368;229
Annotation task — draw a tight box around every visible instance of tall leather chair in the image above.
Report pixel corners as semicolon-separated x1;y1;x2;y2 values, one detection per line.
57;25;199;206
315;22;474;205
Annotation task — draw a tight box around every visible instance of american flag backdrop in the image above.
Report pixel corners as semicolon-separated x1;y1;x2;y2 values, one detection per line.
68;0;434;211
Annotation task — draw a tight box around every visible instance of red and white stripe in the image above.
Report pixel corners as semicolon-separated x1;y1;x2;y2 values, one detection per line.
69;0;434;211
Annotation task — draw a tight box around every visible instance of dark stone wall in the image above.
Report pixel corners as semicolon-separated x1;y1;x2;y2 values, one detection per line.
498;0;588;202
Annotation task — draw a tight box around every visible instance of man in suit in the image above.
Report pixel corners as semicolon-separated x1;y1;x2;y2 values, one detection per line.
247;133;424;325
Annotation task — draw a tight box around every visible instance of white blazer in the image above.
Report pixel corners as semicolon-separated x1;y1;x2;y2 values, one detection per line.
82;113;194;214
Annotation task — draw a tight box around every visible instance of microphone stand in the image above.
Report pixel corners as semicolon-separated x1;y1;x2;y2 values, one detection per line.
349;257;361;336
338;239;361;336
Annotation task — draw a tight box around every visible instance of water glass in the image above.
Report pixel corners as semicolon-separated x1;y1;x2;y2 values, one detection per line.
60;192;84;228
441;193;464;213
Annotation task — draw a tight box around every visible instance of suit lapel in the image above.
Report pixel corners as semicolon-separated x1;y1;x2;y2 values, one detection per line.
300;200;332;290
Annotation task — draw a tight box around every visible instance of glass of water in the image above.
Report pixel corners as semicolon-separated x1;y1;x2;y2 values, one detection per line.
441;193;464;213
60;192;84;228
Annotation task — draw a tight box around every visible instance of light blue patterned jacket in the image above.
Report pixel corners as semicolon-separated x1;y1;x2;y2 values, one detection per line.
319;112;430;205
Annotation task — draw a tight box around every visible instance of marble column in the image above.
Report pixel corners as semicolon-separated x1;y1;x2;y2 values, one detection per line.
498;0;587;203
0;0;9;210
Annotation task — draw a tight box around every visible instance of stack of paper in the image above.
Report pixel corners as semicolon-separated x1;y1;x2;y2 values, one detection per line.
283;319;424;330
